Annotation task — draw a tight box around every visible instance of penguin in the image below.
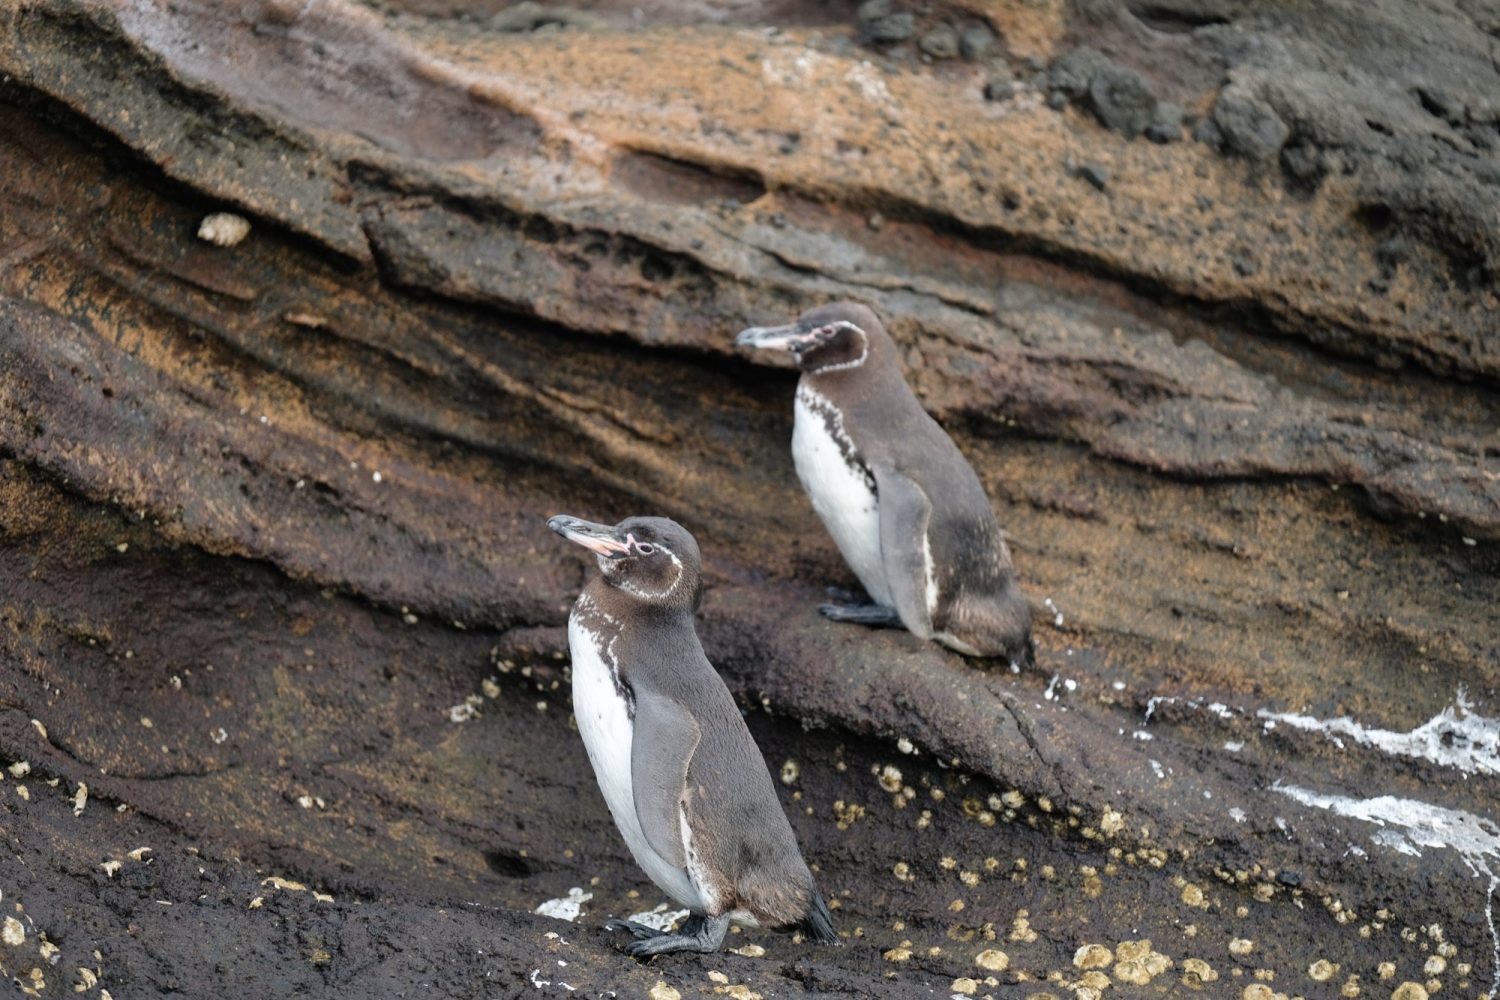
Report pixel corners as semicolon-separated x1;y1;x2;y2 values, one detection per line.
736;302;1034;665
546;514;838;957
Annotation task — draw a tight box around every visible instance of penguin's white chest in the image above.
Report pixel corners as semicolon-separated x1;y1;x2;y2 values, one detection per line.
568;610;701;910
792;384;891;606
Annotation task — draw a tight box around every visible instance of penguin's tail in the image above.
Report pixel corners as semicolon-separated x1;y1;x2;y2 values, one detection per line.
800;889;839;945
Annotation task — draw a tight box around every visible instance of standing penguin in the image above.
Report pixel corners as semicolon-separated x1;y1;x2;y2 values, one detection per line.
546;514;838;957
737;302;1034;665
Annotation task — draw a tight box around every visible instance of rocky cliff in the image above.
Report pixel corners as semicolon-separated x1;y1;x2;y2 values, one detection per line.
1;1;1497;996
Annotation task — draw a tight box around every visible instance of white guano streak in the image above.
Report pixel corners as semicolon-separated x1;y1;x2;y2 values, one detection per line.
1258;688;1499;777
534;886;592;922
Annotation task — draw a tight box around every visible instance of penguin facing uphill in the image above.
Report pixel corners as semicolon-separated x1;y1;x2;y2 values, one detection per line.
546;514;838;957
737;302;1034;665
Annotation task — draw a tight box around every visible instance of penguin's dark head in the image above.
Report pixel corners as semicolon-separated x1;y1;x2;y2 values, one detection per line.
736;301;890;376
547;514;703;611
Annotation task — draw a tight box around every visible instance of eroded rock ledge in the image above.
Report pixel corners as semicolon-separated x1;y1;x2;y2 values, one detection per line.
0;1;1497;997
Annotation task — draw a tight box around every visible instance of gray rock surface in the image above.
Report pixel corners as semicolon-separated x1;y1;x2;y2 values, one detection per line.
0;1;1497;997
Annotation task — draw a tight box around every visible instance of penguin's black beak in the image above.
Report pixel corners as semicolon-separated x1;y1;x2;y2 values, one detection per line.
736;322;813;352
547;515;631;558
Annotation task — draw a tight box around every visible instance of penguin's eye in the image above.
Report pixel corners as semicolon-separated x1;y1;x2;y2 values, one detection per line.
634;542;656;556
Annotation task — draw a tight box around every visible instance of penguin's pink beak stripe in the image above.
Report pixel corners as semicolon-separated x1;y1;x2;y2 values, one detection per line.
547;515;632;557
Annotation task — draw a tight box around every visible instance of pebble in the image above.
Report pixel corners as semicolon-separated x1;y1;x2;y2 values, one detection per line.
984;76;1015;102
1145;121;1182;143
197;212;251;247
919;26;959;59
1211;86;1290;159
1076;163;1110;191
1192;117;1223;145
958;25;995;60
1049;46;1108;98
865;12;915;44
1085;65;1158;136
1144;101;1183;142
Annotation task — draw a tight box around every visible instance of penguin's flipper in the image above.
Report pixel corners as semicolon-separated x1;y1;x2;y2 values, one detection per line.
872;464;935;635
631;689;702;868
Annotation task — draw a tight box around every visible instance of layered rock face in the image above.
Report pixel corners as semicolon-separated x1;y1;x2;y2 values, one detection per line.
0;0;1496;996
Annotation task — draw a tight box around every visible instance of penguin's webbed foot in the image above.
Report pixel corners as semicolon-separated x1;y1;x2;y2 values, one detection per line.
618;914;730;958
604;918;670;941
818;602;902;627
604;914;708;943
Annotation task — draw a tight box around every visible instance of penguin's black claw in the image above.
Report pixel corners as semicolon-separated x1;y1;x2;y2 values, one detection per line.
818;602;903;627
622;937;680;959
604;918;667;941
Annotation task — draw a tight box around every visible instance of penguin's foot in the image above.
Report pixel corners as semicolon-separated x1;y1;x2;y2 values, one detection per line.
818;602;902;627
604;918;672;941
603;915;708;941
618;914;730;958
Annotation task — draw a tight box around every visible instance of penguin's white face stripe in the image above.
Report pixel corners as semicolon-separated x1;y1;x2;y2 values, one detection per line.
803;321;868;373
612;542;684;602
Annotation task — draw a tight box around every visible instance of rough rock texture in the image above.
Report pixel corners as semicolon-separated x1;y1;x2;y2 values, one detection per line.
0;0;1497;997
